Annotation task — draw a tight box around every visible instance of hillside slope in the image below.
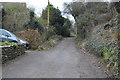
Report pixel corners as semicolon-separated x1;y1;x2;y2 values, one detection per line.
78;11;119;78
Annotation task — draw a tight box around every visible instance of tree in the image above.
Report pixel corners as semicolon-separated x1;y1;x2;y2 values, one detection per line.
63;2;86;22
61;18;72;37
41;4;71;36
63;2;86;36
114;2;120;13
41;4;64;26
25;8;44;33
63;2;109;39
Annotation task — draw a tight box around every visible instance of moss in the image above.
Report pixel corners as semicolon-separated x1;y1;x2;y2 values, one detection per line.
5;6;17;13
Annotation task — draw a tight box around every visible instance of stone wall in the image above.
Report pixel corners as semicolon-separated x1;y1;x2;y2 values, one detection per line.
0;3;2;28
2;45;25;64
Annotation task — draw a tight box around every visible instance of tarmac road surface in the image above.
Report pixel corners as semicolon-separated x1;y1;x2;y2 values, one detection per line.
2;38;108;78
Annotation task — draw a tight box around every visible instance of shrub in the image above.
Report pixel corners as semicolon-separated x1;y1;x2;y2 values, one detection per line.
102;39;119;78
85;39;105;57
84;38;119;77
38;35;62;51
14;29;41;49
0;41;17;46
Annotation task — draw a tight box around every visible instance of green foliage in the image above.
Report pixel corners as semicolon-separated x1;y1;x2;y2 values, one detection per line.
60;18;71;37
85;39;105;57
27;9;44;34
46;25;57;39
0;41;17;46
36;17;48;26
64;2;109;39
100;32;104;36
42;4;63;26
91;3;108;14
41;4;71;37
71;2;119;78
102;40;119;78
81;27;119;78
114;2;120;13
38;35;62;50
103;47;110;63
29;11;35;19
5;6;17;13
77;13;119;77
28;7;35;12
4;5;26;14
63;2;86;21
84;37;119;78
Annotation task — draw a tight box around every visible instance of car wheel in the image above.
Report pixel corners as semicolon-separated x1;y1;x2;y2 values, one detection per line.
26;44;29;48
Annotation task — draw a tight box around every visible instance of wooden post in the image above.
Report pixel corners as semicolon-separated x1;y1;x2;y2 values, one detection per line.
47;0;50;27
45;0;50;40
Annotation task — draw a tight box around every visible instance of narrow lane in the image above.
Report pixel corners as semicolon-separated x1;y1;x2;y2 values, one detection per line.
2;38;108;78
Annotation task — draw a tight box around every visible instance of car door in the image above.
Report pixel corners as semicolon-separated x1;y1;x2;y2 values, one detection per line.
1;30;12;42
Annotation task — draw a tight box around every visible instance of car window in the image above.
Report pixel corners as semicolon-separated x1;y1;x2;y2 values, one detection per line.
0;30;2;35
1;30;11;37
